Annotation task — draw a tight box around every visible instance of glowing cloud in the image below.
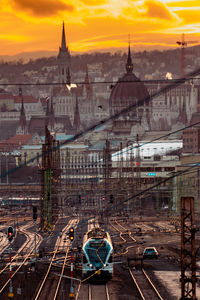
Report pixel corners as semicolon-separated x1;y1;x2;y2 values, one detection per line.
80;0;107;5
0;0;199;56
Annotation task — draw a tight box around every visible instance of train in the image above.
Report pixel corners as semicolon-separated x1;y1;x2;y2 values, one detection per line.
82;228;113;282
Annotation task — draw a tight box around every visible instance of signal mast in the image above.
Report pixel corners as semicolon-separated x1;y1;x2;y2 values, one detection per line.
176;33;198;78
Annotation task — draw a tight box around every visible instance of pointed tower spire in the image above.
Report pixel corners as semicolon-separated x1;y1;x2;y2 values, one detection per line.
46;97;50;116
50;97;54;115
126;37;133;74
18;86;27;134
19;86;25;115
67;67;71;85
73;96;81;130
48;96;55;129
61;21;67;49
57;22;70;83
179;96;187;124
84;66;93;98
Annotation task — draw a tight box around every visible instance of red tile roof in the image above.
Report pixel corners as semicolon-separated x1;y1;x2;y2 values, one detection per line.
3;134;33;145
0;93;14;100
14;95;38;103
0;134;34;151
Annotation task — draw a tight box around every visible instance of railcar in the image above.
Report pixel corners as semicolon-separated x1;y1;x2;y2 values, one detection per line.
82;228;113;282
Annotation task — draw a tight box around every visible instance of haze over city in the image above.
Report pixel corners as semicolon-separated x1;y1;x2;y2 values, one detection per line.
0;0;199;58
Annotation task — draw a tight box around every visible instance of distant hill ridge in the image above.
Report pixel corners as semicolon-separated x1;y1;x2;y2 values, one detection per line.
0;44;199;63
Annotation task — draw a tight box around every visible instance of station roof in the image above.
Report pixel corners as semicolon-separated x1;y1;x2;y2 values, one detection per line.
41;134;74;142
112;140;182;161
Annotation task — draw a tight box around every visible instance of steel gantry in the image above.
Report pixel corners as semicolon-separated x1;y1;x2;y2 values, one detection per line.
180;196;196;300
41;126;61;230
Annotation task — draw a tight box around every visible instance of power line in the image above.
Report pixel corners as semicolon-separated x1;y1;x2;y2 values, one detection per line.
115;160;200;210
0;78;199;87
112;120;200;159
1;66;200;180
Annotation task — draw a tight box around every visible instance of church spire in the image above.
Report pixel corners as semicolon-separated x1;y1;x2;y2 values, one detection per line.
67;67;71;85
61;21;67;49
126;40;133;74
73;96;81;131
19;86;25;116
48;97;55;129
57;22;70;84
46;97;50;116
84;66;93;98
50;97;54;115
18;86;27;134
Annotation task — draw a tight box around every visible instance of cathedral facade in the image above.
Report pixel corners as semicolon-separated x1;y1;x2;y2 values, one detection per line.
53;22;96;131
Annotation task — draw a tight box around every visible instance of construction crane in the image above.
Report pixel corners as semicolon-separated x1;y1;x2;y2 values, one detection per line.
176;33;198;78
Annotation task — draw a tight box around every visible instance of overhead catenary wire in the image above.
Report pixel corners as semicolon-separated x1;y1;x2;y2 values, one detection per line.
111;120;200;159
1;66;200;181
0;78;199;86
112;159;200;211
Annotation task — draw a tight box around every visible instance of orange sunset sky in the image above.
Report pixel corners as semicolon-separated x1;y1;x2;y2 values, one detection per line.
0;0;200;56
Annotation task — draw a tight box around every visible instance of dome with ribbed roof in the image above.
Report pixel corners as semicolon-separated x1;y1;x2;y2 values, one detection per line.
109;46;150;122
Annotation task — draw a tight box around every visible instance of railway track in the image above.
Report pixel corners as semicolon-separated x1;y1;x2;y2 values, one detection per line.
88;283;110;300
76;282;110;300
110;219;137;256
0;222;42;295
129;267;164;300
0;232;9;255
34;219;78;300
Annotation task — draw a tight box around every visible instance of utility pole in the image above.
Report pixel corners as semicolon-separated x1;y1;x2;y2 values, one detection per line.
0;153;1;184
135;134;141;211
33;206;37;264
6;153;8;184
7;226;14;299
103;140;111;230
69;227;75;299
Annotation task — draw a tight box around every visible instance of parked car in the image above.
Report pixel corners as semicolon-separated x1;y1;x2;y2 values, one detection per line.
143;247;158;259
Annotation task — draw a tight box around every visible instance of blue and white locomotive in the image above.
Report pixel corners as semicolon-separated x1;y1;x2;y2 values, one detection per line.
82;228;113;282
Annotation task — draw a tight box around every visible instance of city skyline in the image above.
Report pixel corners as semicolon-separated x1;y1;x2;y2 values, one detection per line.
0;0;199;57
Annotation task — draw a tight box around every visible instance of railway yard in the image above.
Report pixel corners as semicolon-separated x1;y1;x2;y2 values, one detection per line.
0;208;199;300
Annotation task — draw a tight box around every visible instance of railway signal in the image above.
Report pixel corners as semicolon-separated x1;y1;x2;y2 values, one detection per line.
69;227;74;241
110;194;114;203
32;206;37;221
7;226;14;242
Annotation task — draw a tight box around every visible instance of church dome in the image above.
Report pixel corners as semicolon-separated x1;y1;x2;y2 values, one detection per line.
110;73;149;104
109;46;150;112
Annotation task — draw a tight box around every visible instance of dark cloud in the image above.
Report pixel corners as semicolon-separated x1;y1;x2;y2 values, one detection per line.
11;0;74;17
141;0;175;20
